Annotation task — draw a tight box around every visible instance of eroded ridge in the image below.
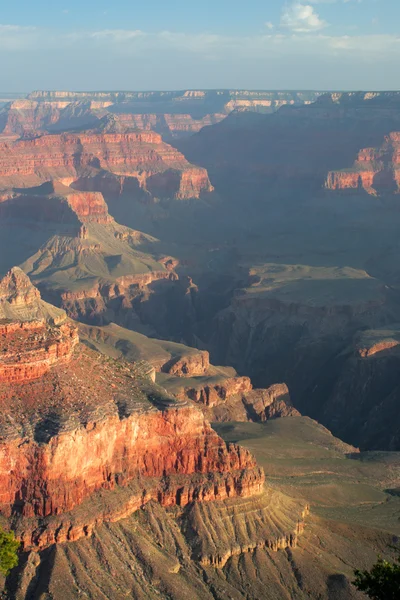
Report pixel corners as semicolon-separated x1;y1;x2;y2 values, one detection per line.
0;267;78;383
0;270;265;551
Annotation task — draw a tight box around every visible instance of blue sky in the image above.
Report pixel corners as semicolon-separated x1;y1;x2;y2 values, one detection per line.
0;0;398;91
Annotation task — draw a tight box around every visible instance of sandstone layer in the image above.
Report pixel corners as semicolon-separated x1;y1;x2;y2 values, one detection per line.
0;268;78;383
0;270;265;553
0;131;213;201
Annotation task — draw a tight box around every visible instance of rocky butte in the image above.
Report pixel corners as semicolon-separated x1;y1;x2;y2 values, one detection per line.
326;132;400;194
0;268;275;551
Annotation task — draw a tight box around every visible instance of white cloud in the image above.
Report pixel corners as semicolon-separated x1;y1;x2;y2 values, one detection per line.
89;29;144;41
265;22;275;30
309;0;363;3
281;3;327;32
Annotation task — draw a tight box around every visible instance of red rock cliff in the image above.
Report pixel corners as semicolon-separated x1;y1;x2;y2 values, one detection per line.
0;271;264;549
1;403;262;520
0;182;112;226
0;268;78;383
0;131;213;199
326;132;400;194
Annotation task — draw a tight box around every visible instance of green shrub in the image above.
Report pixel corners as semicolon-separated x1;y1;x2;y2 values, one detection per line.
0;527;19;576
353;552;400;600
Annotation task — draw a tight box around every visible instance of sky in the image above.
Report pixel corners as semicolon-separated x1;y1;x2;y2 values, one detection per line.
0;0;399;92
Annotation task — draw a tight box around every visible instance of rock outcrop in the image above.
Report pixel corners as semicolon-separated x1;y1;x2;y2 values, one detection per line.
161;349;210;376
0;270;265;552
0;131;213;200
0;268;78;383
0;99;106;137
326;132;400;194
79;322;299;423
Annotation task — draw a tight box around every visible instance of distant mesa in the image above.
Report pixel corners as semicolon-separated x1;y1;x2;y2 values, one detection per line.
0;89;324;141
326;132;400;195
177;90;400;196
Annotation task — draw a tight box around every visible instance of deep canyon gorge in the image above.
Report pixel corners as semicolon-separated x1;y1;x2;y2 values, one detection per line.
1;89;400;599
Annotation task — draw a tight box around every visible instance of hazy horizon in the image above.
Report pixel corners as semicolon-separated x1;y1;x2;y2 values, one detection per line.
1;0;397;92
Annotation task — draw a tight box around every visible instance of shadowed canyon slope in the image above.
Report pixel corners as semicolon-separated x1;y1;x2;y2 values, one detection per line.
2;88;400;599
79;321;298;423
177;92;400;197
164;91;400;450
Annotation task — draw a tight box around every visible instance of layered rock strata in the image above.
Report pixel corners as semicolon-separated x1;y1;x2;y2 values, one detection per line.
326;132;400;194
0;99;106;137
0;90;323;140
0;131;213;200
0;270;264;551
0;267;78;383
79;322;299;422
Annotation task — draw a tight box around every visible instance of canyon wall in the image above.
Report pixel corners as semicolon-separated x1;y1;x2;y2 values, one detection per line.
0;269;265;552
0;131;213;200
0;91;323;141
78;323;298;423
0;99;105;137
177;92;400;199
2;404;263;522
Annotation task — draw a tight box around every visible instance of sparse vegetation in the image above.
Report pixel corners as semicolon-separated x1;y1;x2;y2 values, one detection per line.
0;526;19;576
353;550;400;599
